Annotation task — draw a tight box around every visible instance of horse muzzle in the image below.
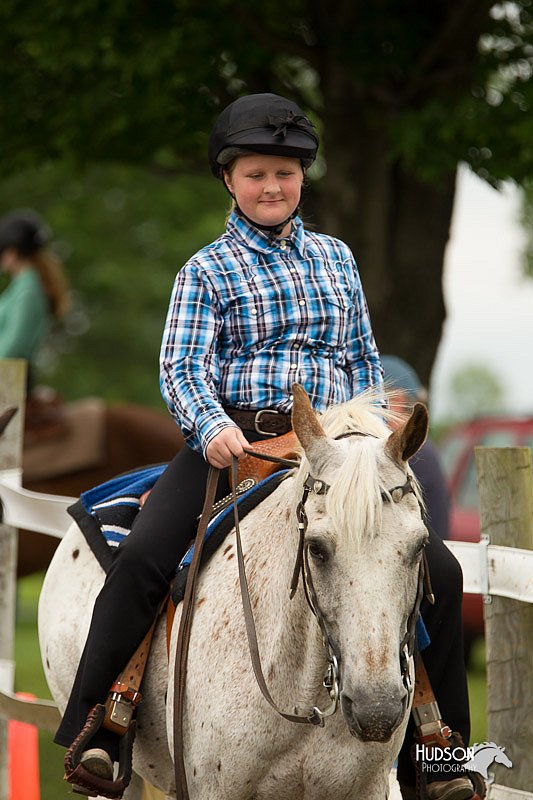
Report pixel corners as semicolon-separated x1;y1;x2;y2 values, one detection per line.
340;687;407;743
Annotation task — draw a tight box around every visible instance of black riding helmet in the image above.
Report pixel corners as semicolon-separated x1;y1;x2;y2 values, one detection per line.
208;94;318;234
0;210;50;257
208;93;319;179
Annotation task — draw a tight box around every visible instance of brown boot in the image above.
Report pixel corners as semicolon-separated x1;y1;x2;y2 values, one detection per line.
79;748;114;780
427;777;474;800
70;748;114;795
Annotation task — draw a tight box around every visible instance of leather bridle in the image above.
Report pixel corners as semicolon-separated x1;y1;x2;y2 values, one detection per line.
288;453;428;722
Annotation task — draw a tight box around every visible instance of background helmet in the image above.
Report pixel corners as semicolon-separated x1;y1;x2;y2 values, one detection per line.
381;355;427;402
208;93;319;178
0;209;50;257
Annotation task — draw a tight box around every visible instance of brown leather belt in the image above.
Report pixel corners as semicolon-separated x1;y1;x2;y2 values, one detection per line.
224;406;292;437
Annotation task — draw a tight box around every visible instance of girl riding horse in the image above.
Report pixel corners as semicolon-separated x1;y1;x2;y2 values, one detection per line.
55;92;476;800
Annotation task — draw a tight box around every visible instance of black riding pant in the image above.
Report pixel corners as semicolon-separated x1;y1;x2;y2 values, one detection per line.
55;431;263;758
397;530;470;786
55;441;470;774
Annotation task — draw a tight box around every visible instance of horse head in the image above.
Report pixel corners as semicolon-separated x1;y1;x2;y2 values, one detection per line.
493;745;513;769
291;384;429;743
464;743;513;779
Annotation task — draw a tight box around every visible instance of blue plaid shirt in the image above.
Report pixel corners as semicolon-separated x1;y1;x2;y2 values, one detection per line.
160;210;383;455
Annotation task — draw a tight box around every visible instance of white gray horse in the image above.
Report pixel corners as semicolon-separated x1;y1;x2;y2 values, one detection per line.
39;386;429;799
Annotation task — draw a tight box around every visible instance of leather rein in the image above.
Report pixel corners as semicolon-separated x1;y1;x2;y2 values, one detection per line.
173;434;431;800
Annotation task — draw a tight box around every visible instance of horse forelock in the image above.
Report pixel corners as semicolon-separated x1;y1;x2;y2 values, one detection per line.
318;388;392;440
325;440;385;550
292;391;403;551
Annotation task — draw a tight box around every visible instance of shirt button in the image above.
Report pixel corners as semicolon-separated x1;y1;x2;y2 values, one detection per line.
290;363;298;370
294;344;300;349
279;240;287;250
298;299;306;306
290;267;297;273
251;309;258;315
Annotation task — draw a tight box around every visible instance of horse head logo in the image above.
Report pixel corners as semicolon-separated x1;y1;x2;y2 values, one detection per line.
464;742;513;780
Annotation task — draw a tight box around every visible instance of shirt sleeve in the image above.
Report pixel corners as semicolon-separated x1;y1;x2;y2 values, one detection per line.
343;253;385;399
0;280;47;360
159;260;239;457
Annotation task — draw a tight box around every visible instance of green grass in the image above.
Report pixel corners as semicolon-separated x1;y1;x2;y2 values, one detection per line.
14;574;487;798
467;637;487;744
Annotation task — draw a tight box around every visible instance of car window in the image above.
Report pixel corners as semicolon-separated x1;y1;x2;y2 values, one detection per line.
456;429;519;509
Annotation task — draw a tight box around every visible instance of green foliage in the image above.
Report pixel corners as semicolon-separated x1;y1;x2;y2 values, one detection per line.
3;1;533;386
449;362;506;420
1;162;227;405
1;1;533;183
521;179;533;277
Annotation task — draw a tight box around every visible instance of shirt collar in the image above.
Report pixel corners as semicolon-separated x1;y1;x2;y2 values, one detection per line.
226;209;306;258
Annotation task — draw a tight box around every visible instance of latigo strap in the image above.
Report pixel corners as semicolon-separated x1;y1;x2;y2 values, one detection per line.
412;656;452;748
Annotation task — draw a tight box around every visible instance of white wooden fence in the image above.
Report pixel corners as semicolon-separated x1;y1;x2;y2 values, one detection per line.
0;359;532;798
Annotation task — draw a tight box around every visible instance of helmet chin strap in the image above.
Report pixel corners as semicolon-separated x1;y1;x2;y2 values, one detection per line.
222;174;301;238
234;203;299;237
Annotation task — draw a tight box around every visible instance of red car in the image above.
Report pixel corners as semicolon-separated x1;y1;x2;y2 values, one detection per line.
438;416;533;652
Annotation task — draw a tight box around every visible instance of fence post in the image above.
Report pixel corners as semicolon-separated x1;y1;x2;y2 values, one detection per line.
475;446;533;790
0;359;26;800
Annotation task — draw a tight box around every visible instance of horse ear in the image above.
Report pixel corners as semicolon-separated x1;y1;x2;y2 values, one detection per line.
385;403;429;464
291;383;326;453
0;406;18;437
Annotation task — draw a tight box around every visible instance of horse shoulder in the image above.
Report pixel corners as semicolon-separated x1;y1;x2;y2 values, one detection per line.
38;523;105;711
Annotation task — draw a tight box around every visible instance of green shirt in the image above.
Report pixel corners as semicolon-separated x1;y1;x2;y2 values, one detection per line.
0;268;50;364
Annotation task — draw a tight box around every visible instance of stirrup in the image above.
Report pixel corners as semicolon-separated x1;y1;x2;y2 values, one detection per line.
64;704;136;799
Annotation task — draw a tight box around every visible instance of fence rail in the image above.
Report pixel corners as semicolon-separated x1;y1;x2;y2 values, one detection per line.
2;475;532;601
0;470;74;536
446;540;533;603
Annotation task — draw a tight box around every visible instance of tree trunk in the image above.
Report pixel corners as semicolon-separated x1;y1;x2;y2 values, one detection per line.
315;66;455;385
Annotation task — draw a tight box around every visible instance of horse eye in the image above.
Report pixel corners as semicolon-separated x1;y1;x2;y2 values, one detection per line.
391;488;404;503
414;536;429;559
307;540;327;563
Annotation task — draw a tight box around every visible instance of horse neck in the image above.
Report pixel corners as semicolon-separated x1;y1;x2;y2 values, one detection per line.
244;478;327;698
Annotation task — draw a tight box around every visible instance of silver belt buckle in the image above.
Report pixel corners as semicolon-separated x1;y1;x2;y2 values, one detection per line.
254;409;279;437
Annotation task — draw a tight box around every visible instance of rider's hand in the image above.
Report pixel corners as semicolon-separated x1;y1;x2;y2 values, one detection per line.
205;426;250;468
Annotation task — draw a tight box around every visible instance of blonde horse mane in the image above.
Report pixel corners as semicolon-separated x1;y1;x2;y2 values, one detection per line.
293;390;419;551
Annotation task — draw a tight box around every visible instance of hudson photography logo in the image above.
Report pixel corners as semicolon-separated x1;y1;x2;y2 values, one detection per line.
416;741;513;780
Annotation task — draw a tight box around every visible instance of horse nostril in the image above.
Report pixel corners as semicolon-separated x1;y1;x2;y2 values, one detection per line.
340;691;352;713
341;687;406;742
340;692;362;736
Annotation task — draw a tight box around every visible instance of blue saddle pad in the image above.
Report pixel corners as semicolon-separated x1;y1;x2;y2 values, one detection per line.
67;465;429;647
67;465;289;579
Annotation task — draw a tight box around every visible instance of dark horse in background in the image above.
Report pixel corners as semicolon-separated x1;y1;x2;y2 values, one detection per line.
0;400;183;577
